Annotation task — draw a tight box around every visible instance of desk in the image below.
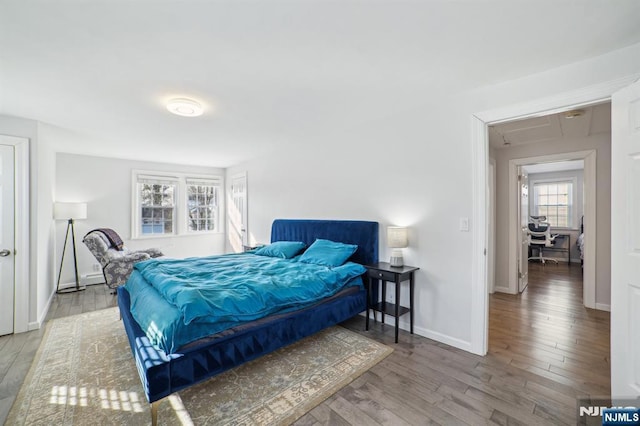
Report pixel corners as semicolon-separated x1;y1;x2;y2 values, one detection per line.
554;233;571;265
365;262;419;343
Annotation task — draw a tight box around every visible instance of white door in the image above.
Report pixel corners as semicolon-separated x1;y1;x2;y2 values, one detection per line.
0;145;15;336
517;168;529;293
611;79;640;400
229;173;248;251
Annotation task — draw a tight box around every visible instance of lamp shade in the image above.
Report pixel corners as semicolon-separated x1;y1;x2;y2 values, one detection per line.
387;226;408;248
54;202;87;220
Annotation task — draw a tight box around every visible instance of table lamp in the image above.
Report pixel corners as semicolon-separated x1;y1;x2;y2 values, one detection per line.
54;202;87;293
387;226;408;267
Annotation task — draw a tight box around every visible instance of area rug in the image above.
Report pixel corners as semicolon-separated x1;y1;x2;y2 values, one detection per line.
7;307;392;425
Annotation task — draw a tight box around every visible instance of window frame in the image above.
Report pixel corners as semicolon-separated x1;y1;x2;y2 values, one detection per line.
530;177;578;230
185;177;220;234
132;170;223;239
137;175;178;237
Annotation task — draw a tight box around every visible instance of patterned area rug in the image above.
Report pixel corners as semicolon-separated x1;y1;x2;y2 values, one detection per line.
7;308;392;425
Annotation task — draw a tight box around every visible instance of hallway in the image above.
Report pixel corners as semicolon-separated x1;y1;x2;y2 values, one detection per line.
489;262;611;419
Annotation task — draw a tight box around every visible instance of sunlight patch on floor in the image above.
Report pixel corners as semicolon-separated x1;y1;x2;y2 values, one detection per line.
49;385;144;412
168;393;195;425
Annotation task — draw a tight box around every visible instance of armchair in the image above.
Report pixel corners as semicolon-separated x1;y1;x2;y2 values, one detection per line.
527;221;558;264
83;229;163;290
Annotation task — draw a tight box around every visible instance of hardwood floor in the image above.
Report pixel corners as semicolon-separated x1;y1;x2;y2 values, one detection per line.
0;263;609;425
295;262;610;425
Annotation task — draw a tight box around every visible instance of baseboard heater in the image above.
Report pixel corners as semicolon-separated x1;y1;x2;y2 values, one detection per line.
81;272;105;286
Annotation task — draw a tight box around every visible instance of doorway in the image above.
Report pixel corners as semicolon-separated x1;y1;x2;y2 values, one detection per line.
488;102;608;332
469;77;637;356
503;148;598;307
228;172;248;252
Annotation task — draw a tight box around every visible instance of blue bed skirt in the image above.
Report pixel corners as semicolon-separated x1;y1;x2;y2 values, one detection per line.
118;285;367;403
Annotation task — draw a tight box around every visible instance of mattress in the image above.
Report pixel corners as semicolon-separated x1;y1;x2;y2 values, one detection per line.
125;252;365;354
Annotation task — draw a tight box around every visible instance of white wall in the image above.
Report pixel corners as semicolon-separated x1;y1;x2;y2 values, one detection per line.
55;152;227;286
227;95;475;349
227;42;640;351
35;124;57;327
527;168;585;262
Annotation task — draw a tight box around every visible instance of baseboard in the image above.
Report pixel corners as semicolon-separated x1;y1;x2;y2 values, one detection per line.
27;275;103;332
595;303;611;312
56;281;86;291
29;286;57;331
56;274;104;291
362;312;472;352
411;322;472;352
494;285;513;294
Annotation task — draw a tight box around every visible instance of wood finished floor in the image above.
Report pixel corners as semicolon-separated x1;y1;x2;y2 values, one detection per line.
295;262;610;425
0;262;609;425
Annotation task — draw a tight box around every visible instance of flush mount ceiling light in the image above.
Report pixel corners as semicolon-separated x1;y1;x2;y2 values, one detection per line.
563;109;584;119
166;98;203;117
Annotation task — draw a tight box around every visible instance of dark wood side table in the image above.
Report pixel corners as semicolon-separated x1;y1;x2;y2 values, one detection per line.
365;262;419;343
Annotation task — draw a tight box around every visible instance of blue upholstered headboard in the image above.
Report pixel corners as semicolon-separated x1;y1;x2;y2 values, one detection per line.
271;219;379;266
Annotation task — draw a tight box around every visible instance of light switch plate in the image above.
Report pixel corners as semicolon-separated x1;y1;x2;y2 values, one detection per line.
459;217;469;232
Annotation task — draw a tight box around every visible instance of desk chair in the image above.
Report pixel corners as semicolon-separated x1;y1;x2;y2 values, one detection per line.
530;215;547;226
527;221;558;264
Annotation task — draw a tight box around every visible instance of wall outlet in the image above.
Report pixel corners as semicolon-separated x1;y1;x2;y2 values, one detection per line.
387;292;395;303
92;263;101;272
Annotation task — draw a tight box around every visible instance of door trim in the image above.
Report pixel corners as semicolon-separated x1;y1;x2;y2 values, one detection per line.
470;73;640;356
488;158;496;294
0;135;29;334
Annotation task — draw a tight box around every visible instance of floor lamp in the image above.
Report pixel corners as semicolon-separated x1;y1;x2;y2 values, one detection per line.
55;202;87;293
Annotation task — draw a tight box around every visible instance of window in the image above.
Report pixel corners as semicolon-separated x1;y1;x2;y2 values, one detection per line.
133;171;222;238
532;180;574;228
138;176;177;236
186;178;219;232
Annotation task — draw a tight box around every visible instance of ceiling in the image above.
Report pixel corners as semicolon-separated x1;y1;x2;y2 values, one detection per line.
1;1;639;167
489;102;611;150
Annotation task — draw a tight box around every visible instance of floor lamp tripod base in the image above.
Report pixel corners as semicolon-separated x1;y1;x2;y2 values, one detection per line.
56;218;86;294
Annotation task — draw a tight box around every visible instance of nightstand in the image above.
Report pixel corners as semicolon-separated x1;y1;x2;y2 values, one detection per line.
365;262;419;343
243;244;265;252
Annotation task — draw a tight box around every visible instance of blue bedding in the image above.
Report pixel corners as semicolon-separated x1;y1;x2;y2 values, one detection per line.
125;253;365;354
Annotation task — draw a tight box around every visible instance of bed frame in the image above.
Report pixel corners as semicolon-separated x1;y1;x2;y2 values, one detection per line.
117;219;379;425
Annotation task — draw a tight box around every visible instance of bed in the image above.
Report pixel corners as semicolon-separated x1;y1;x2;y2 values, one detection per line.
117;219;379;425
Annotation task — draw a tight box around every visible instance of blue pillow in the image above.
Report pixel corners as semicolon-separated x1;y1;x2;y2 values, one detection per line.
299;239;358;267
254;241;306;259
